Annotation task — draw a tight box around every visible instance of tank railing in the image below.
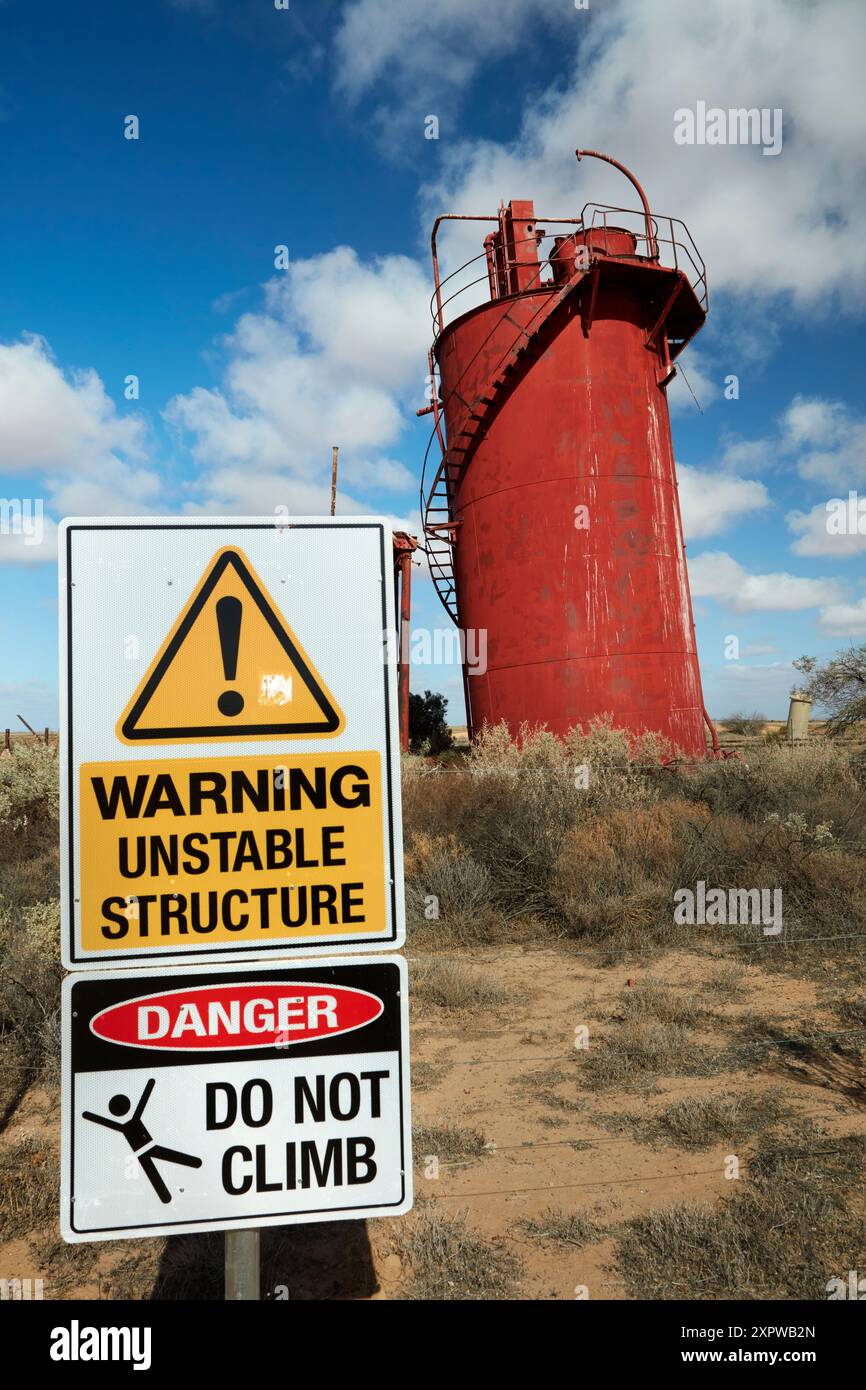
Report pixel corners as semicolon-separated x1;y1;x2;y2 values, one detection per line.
432;216;595;335
430;227;563;318
582;203;708;312
433;269;498;333
431;231;571;336
425;208;706;523
431;207;708;334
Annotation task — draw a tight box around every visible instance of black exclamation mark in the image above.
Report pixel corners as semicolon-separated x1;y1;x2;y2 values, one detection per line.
216;596;244;717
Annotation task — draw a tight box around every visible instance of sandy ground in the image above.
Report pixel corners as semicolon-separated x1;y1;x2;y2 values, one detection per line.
2;938;864;1301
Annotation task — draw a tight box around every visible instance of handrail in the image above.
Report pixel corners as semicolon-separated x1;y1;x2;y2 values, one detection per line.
582;203;708;311
431;214;589;333
430;207;708;335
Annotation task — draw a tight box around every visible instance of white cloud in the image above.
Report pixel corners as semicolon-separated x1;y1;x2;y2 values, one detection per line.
688;550;843;612
180;466;370;519
166;248;430;511
706;395;866;490
334;0;566;113
419;0;866;307
703;659;798;719
719;437;773;473
0;334;148;476
0;335;159;545
787;500;866;558
818;593;866;638
779;395;866;487
677;464;770;540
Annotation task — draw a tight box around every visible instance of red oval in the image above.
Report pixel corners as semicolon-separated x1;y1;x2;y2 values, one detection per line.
90;981;383;1051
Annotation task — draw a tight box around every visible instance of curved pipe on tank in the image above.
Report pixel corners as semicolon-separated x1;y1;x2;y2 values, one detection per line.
575;149;658;261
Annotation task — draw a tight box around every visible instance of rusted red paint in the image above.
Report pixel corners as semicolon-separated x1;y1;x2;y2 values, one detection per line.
423;164;716;756
392;532;418;753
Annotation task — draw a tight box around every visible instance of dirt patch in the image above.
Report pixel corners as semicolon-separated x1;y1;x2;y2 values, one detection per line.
1;940;864;1301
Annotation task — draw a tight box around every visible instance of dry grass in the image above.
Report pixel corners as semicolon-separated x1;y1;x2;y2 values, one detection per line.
0;898;62;1082
614;1124;866;1299
517;1207;604;1248
0;1138;58;1240
579;980;720;1092
410;956;512;1012
2;724;865;1303
579;1017;716;1093
403;725;866;980
27;1232;99;1296
615;978;707;1028
0;744;60;853
617;1092;791;1151
0;748;62;1095
412;1124;488;1165
395;1207;522;1300
704;963;751;1001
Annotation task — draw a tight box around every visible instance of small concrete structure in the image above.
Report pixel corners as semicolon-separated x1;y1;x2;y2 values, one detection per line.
786;690;812;743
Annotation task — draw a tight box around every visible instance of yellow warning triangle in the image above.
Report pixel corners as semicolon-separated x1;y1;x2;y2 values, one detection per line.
117;547;345;743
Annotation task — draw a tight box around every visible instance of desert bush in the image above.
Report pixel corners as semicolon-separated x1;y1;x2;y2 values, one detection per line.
412;1124;488;1164
0;1138;59;1239
0;896;62;1077
403;729;576;920
616;977;706;1028
723;711;766;736
626;1092;789;1150
402;725;866;967
550;799;709;938
0;845;59;912
518;1207;603;1248
404;832;497;944
578;1015;711;1091
0;744;59;857
403;720;671;924
668;741;860;836
675;810;866;948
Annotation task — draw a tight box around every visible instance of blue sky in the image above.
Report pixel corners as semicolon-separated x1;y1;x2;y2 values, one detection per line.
1;0;865;729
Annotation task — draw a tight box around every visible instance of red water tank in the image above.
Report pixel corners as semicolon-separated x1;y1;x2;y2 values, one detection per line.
421;153;716;756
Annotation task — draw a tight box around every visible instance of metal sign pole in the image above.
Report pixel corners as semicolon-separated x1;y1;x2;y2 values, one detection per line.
330;445;339;516
225;1228;261;1300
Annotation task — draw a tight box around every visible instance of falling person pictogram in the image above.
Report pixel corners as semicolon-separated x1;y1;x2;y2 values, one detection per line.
83;1078;202;1204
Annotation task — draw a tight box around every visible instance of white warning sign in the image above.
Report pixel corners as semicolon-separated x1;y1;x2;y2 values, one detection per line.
61;957;411;1241
58;518;404;968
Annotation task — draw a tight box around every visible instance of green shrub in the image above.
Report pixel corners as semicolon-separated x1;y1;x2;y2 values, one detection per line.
0;744;60;857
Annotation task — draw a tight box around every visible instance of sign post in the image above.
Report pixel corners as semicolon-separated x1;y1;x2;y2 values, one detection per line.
225;1230;260;1301
58;518;411;1291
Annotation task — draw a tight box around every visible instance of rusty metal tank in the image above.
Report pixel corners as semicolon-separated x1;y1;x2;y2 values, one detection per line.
421;151;716;756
